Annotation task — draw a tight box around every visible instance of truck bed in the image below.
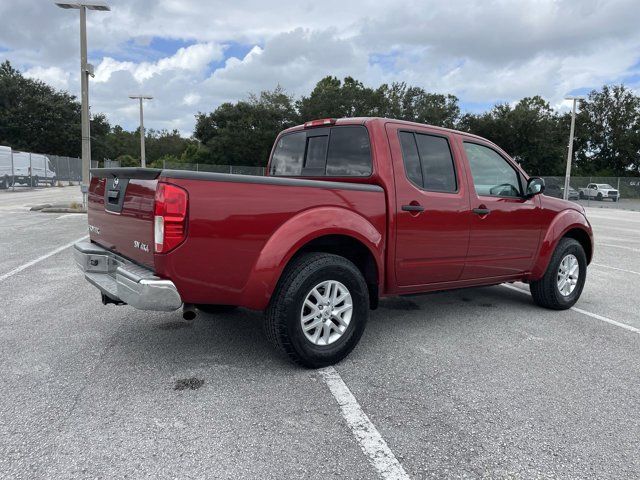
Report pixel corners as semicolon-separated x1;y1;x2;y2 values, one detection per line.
87;169;386;309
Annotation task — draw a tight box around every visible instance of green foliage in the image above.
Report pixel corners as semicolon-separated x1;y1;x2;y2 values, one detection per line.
574;85;640;175
114;154;138;167
194;86;297;166
376;82;460;128
0;60;81;156
296;77;460;127
459;96;567;175
0;61;193;166
1;60;639;176
297;76;383;119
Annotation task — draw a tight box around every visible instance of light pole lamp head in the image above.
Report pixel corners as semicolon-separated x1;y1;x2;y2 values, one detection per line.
55;2;111;10
129;95;154;100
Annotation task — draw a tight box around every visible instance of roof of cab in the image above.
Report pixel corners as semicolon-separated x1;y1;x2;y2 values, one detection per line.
280;117;488;142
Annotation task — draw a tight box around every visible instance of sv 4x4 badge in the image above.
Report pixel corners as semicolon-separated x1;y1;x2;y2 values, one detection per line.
133;240;149;253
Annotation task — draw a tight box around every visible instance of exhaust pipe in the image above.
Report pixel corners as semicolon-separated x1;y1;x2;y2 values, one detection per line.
182;303;197;321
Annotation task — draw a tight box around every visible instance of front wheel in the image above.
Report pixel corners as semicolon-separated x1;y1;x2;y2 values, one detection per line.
265;252;369;368
530;238;587;310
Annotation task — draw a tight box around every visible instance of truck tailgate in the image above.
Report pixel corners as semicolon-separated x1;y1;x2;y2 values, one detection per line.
87;175;157;268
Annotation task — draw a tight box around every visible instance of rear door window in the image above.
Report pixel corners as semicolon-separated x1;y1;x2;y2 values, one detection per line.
270;126;371;177
303;134;329;175
398;131;457;192
270;132;306;176
325;126;371;176
398;131;423;186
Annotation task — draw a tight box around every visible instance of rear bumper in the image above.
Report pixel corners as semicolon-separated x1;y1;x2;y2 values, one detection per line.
73;241;182;311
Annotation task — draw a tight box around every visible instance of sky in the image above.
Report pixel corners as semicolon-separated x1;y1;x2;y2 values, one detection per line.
1;0;639;135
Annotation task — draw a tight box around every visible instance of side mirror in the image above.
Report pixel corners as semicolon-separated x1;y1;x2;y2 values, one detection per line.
526;177;545;198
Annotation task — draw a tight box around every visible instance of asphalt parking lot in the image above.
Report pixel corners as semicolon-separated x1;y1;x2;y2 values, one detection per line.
1;186;639;479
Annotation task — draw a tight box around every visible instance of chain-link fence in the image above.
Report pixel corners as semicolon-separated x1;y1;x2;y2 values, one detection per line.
1;146;266;193
161;161;266;176
542;176;640;210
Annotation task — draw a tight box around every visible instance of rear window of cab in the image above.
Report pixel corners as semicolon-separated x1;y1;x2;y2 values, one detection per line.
269;126;372;177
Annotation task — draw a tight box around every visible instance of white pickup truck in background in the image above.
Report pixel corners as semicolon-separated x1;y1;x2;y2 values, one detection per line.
579;183;620;202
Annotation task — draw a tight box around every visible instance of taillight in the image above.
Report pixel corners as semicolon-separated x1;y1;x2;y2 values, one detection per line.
154;182;188;253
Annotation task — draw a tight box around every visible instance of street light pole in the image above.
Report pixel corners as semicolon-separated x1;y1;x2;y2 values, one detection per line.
55;2;110;207
79;5;90;203
563;95;585;201
129;95;153;168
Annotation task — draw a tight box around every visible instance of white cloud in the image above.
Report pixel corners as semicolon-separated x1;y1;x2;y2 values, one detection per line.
1;0;639;135
23;66;70;91
183;93;201;106
94;42;223;83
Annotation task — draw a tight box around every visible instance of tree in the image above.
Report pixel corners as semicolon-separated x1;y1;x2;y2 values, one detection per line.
90;113;112;162
574;85;640;175
146;129;195;164
0;60;81;156
459;96;566;175
376;82;460;128
194;86;297;166
297;76;384;119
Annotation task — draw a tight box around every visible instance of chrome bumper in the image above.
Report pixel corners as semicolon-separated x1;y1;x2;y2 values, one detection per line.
73;241;182;311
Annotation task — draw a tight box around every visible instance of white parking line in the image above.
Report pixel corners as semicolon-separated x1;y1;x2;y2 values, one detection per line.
598;243;640;253
592;263;640;277
0;235;88;283
586;214;640;224
502;283;640;335
319;367;410;480
56;213;87;220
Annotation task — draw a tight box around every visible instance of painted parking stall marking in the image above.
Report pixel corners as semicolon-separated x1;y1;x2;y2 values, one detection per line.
319;367;410;480
598;243;640;253
592;263;640;277
0;235;88;283
502;283;640;335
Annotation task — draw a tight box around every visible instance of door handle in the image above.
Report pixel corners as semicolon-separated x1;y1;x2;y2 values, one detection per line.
402;204;425;212
472;207;491;215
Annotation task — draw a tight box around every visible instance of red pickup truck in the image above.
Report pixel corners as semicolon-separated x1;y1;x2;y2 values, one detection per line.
74;117;593;367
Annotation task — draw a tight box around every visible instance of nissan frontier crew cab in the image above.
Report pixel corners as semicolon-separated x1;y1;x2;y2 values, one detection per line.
74;117;594;367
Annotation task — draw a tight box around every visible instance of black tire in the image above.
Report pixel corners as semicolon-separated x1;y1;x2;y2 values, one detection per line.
530;238;587;310
596;193;602;201
265;252;369;368
196;304;238;314
579;192;585;199
32;176;39;187
0;176;7;189
50;177;57;187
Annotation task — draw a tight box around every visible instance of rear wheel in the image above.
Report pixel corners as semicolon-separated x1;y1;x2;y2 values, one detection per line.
265;252;369;368
530;238;587;310
0;176;7;189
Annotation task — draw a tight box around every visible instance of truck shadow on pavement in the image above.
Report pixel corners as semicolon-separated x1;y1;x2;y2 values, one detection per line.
111;285;537;370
